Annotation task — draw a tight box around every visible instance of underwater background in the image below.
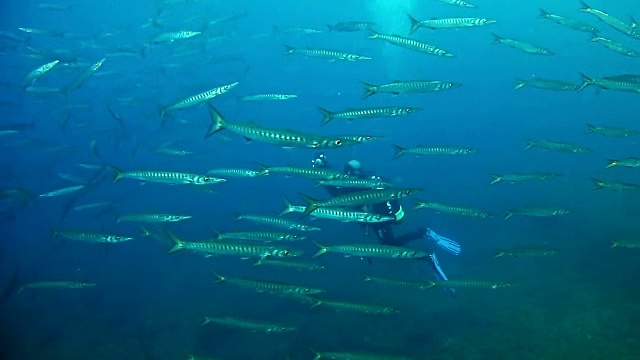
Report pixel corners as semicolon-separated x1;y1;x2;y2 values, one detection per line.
1;0;639;359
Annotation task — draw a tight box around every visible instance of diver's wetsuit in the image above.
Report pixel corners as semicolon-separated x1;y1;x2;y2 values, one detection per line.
314;158;425;246
313;155;456;296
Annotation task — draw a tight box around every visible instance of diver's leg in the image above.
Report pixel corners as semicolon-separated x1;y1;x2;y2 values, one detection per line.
372;223;396;245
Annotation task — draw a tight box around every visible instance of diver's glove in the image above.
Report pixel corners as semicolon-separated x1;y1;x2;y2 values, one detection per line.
426;228;461;256
429;253;456;297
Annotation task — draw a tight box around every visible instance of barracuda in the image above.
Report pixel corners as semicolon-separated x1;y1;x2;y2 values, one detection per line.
579;73;640;93
611;239;640;249
408;14;495;33
586;124;640;138
591;178;640;192
435;0;476;8
606;157;640;168
21;60;59;89
580;2;640;40
166;232;301;258
52;229;134;243
253;258;325;271
235;213;320;232
214;230;306;242
494;247;559;258
539;9;599;33
39;185;85;197
237;93;297;101
312;241;427;259
491;34;553;55
206;105;357;149
362;273;433;289
61;58;106;94
310;298;397;314
214;273;324;294
392;144;477;159
591;36;638;57
151;30;201;44
280;198;395;223
317;178;390;189
299;188;421;216
112;167;223;185
117;213;192;223
514;78;579;91
258;165;348;180
207;168;267;178
489;172;563;185
427;279;512;289
200;316;296;333
368;30;454;57
504;207;570;220
318;106;421;126
284;45;371;61
160;82;238;118
360;80;462;98
525;139;591;153
413;201;494;218
18;281;95;294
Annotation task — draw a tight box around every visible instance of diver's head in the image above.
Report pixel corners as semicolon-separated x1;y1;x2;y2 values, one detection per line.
312;153;327;168
344;159;363;176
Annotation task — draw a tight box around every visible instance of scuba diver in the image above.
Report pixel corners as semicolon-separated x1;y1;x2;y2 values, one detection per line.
312;153;460;296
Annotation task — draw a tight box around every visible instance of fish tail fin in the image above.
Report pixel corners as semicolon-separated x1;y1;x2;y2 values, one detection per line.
205;105;226;138
490;33;503;44
514;79;527;90
590;177;606;190
579;1;591;11
200;317;212;326
140;226;151;237
166;231;184;254
538;8;550;18
493;250;506;258
489;173;502;185
283;44;295;54
586;124;596;133
109;164;125;183
606;159;617;168
311;349;322;360
317;107;334;126
51;227;59;239
407;14;421;34
524;139;534;150
280;198;295;216
367;29;380;39
298;193;319;217
611;241;619;248
213;273;226;282
504;211;514;220
360;82;378;99
391;144;405;159
362;272;372;281
311;240;328;258
578;73;593;92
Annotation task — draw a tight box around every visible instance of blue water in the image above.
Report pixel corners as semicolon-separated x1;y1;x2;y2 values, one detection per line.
1;0;640;359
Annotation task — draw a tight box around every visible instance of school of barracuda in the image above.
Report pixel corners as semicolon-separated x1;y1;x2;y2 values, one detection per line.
1;0;639;359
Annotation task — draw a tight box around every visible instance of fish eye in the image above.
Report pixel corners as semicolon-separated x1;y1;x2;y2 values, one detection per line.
284;250;290;255
405;190;411;194
303;289;310;293
203;177;211;182
334;140;342;146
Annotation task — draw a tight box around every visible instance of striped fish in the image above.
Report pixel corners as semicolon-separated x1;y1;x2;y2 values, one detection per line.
284;45;371;61
160;82;238;118
369;30;454;57
408;14;495;33
491;34;553;55
361;80;462;98
318;106;421;125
